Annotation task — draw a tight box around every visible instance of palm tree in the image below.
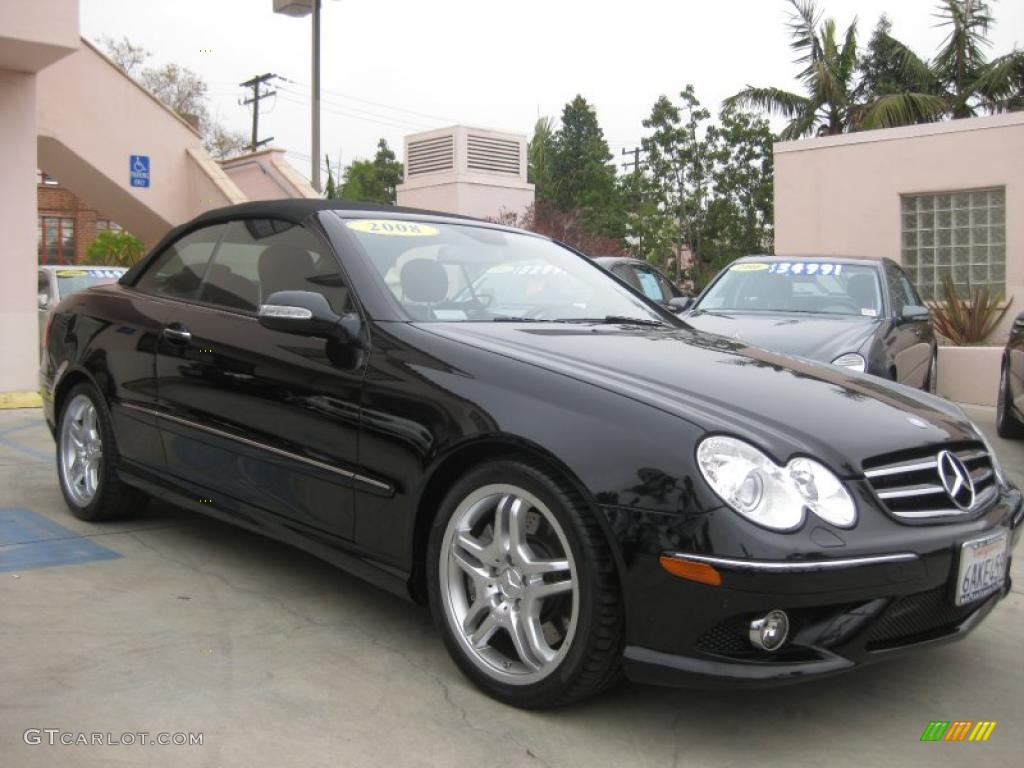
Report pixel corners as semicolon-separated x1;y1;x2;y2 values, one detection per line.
725;0;863;139
857;1;1024;125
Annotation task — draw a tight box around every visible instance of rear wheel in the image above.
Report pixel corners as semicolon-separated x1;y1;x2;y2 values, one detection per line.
996;364;1024;439
57;382;145;521
427;459;623;708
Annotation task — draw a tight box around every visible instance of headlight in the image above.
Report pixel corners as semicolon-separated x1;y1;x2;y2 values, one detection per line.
831;353;866;373
697;436;857;531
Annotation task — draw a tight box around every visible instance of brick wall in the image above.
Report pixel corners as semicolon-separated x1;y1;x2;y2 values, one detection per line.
37;182;104;264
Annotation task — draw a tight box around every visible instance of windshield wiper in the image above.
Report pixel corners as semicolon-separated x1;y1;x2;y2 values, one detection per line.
563;316;670;328
490;316;548;322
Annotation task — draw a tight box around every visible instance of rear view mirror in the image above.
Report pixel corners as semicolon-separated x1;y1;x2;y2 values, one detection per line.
258;290;361;344
901;305;930;322
669;296;693;313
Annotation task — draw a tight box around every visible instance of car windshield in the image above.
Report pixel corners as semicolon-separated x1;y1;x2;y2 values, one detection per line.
54;268;125;300
696;260;883;317
341;216;666;323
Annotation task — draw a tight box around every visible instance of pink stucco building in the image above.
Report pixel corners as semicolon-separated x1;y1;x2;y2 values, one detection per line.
774;112;1024;404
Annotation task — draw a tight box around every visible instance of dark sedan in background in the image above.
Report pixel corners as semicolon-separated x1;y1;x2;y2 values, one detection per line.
683;255;938;390
997;310;1024;438
594;256;688;312
41;202;1019;708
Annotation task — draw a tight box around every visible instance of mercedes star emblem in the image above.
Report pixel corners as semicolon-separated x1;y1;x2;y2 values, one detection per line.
936;450;975;511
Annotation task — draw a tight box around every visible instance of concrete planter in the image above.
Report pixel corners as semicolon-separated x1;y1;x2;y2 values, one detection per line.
936;345;1002;406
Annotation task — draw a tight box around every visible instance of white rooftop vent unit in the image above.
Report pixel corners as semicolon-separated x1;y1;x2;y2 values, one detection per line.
406;134;455;177
466;133;521;176
397;126;534;220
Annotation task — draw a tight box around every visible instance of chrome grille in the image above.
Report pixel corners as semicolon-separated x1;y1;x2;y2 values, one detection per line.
863;445;997;521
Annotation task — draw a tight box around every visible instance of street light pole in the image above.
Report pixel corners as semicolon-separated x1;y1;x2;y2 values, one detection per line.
311;0;321;193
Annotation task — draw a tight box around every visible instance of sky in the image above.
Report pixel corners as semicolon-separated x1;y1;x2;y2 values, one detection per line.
80;0;1024;181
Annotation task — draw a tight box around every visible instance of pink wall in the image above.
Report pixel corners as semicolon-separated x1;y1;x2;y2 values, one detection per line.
775;112;1024;342
35;40;244;248
0;71;41;391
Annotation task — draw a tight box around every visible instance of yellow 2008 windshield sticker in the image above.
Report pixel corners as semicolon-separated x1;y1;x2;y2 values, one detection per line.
346;220;439;237
730;262;769;272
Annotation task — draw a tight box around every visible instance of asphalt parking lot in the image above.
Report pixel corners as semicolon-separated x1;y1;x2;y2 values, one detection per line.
1;405;1022;768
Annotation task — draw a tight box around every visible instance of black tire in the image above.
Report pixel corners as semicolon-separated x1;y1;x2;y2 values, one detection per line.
56;382;146;521
996;363;1024;439
427;458;623;708
925;349;938;394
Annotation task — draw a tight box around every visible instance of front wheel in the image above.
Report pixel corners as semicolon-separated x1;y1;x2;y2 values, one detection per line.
427;460;623;708
924;349;938;393
57;382;145;521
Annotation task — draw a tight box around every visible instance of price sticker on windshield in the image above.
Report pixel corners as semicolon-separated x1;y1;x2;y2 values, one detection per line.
730;263;769;272
769;262;843;276
346;220;439;237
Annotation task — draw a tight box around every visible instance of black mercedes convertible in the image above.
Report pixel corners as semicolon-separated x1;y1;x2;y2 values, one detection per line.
40;201;1020;708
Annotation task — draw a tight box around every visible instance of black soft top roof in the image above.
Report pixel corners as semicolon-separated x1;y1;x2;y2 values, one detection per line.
186;198;483;228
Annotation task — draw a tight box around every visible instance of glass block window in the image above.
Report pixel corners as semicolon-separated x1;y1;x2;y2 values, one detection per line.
901;187;1006;301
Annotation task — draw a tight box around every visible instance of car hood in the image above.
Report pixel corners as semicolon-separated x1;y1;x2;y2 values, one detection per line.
414;322;977;477
684;310;878;363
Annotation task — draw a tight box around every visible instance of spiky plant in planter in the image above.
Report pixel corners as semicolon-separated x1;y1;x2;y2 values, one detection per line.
927;273;1012;345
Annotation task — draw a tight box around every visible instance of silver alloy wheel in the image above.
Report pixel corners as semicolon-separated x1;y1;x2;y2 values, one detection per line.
439;484;579;685
59;394;103;507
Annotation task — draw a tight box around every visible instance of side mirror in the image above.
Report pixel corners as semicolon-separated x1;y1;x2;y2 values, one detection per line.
900;305;930;322
38;292;50;310
668;296;693;313
1013;311;1024;331
258;290;361;344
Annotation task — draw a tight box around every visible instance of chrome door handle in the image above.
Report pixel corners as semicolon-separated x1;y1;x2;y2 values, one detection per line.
162;326;192;344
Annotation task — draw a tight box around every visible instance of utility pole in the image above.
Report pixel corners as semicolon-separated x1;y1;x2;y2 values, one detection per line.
240;73;276;153
621;146;646;175
311;0;322;192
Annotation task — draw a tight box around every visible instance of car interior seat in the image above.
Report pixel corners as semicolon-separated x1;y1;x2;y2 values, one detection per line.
400;259;448;320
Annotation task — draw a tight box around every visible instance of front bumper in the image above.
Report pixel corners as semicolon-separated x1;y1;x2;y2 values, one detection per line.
615;494;1022;689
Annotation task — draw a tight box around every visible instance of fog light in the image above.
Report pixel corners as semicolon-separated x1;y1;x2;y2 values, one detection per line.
749;609;789;652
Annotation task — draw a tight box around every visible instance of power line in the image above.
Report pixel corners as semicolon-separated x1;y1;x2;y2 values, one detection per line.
275;91;433;133
239;72;277;152
275;75;458;125
275;85;435;129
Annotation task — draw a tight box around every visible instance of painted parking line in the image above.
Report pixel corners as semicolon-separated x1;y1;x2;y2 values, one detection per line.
0;507;121;573
0;420;53;463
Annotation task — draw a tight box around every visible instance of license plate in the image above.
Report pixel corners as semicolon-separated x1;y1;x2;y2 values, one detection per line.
955;531;1009;607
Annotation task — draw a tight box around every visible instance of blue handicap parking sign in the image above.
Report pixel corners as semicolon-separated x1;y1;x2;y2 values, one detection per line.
130;154;150;188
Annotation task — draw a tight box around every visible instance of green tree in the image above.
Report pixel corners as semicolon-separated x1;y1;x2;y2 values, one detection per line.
702;106;775;261
641;86;714;278
340;139;404;204
859;1;1024;121
548;95;624;239
100;37;247;159
527;116;556;198
726;0;946;136
85;230;145;267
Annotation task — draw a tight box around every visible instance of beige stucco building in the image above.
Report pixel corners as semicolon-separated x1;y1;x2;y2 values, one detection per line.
0;1;317;398
775;112;1024;404
775;112;1022;334
397;126;534;220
